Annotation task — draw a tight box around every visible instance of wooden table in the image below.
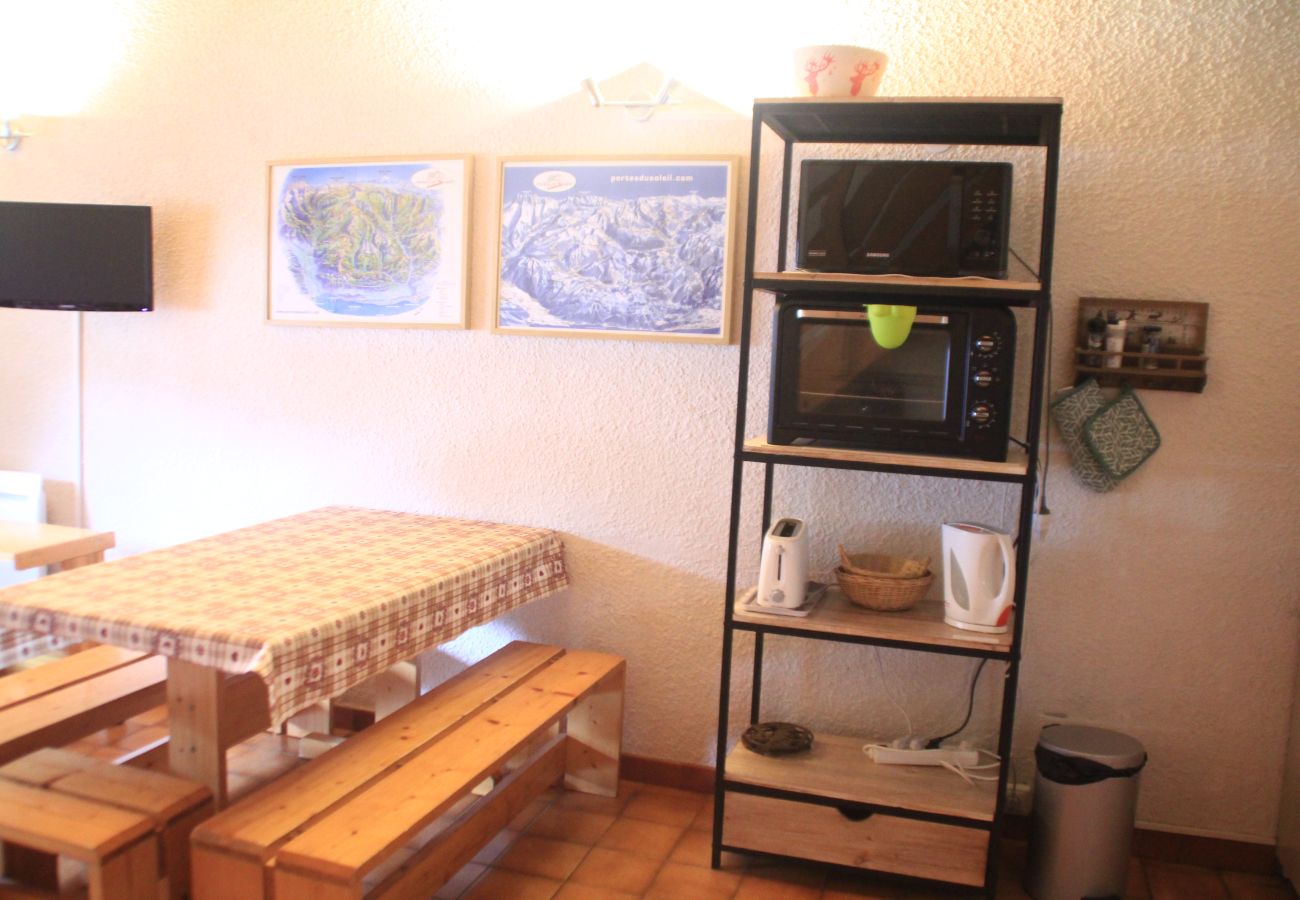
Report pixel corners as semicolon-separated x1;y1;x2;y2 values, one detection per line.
0;522;116;667
0;521;115;573
0;507;570;807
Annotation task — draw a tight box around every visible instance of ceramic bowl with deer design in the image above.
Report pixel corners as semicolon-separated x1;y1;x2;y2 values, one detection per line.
792;45;887;98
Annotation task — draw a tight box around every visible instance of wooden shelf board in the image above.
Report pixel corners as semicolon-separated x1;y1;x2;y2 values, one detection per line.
754;270;1040;294
734;590;1012;656
743;438;1029;479
725;732;997;823
1074;364;1206;380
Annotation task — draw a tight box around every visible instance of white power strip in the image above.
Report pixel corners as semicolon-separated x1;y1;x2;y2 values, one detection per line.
868;746;981;767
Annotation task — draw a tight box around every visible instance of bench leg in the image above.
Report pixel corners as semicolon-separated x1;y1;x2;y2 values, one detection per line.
89;835;158;900
50;550;106;572
2;841;59;890
273;869;361;900
283;700;332;738
564;664;625;797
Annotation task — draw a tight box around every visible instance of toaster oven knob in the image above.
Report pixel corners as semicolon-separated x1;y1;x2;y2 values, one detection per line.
972;369;994;388
973;335;997;354
969;403;993;425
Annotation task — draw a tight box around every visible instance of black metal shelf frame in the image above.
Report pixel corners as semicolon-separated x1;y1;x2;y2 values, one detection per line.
754;278;1045;306
713;98;1062;899
721;780;994;830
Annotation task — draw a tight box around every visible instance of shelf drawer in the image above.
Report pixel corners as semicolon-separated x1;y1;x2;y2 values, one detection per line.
723;791;988;888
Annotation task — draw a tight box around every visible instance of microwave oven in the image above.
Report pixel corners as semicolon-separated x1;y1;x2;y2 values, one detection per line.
768;297;1016;461
797;160;1012;278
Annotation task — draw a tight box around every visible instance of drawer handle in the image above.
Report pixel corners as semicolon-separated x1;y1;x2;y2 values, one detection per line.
834;803;875;822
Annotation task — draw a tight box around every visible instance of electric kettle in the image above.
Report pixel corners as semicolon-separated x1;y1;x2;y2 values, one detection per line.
942;522;1015;633
756;518;808;610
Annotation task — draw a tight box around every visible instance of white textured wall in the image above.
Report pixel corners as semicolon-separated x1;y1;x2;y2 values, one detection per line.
1;0;1297;843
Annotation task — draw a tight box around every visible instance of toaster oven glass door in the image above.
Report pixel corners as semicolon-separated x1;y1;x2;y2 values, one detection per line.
789;308;966;437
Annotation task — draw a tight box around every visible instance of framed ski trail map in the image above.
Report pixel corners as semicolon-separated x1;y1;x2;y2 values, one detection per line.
493;156;737;343
268;156;471;328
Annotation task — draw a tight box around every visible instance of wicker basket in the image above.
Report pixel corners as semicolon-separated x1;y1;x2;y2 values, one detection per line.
835;565;932;611
838;545;930;579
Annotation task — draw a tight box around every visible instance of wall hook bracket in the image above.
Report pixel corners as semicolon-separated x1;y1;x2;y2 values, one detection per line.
1;120;28;152
581;75;679;121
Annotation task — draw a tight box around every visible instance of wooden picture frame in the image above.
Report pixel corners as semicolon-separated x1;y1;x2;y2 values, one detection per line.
267;156;472;328
493;156;737;343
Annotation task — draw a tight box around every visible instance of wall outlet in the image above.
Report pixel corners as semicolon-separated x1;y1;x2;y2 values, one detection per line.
1005;779;1034;816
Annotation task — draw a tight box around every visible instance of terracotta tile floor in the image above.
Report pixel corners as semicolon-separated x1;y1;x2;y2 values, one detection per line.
435;780;1299;900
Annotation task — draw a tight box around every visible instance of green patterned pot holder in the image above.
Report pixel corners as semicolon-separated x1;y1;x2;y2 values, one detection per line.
1050;379;1117;493
1083;387;1161;481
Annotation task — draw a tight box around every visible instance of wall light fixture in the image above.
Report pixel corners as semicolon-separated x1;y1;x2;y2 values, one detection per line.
581;74;680;121
1;119;28;152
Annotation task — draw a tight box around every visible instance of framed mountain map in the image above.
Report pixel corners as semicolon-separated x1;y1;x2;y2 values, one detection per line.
493;157;737;342
267;156;471;327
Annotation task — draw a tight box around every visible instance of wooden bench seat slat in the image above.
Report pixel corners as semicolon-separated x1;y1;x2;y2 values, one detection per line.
2;748;209;824
0;781;153;860
370;734;568;899
193;640;566;860
0;647;148;712
0;746;100;786
274;649;625;884
0;657;168;766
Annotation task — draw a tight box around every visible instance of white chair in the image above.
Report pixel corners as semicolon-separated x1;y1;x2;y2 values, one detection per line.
0;470;46;587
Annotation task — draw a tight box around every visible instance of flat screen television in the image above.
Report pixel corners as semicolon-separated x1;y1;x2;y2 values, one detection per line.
0;201;153;312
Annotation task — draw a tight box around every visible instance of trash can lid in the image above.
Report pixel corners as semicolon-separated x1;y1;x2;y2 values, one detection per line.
1038;724;1146;769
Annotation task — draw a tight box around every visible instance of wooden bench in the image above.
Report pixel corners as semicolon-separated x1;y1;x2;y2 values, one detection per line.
0;748;212;899
0;779;157;899
0;646;168;767
191;641;625;899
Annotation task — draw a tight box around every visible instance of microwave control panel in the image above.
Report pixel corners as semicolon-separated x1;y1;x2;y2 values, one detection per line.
959;167;1013;278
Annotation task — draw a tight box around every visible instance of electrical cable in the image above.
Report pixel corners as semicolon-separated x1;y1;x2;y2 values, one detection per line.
1038;311;1052;516
926;658;987;748
872;646;914;739
1008;246;1040;280
941;750;1002;785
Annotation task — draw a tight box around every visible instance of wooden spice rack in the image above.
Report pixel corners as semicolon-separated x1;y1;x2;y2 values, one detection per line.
1074;297;1209;393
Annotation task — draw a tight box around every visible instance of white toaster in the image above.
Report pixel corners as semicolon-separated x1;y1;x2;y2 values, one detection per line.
756;518;809;610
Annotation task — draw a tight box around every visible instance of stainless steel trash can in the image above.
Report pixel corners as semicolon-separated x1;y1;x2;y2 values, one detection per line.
1025;725;1147;900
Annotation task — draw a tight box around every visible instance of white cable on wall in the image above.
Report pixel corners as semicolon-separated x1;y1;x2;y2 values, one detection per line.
76;311;86;529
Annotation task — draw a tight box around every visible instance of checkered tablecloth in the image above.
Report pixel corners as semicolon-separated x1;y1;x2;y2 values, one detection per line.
0;507;569;722
0;628;65;669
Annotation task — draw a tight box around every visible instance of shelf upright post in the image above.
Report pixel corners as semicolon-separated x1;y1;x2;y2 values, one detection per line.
713;106;769;869
984;101;1061;895
750;462;775;724
776;138;794;272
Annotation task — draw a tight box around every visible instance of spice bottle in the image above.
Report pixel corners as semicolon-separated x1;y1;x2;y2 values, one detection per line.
1141;325;1162;369
1086;312;1106;367
1104;311;1126;369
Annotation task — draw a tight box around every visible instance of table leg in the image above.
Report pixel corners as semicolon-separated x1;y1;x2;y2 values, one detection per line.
50;550;106;572
166;659;227;808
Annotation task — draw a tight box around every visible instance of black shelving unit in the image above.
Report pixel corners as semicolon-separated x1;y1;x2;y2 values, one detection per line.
713;97;1062;896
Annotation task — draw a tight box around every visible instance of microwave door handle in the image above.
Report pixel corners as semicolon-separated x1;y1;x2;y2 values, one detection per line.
796;310;950;325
